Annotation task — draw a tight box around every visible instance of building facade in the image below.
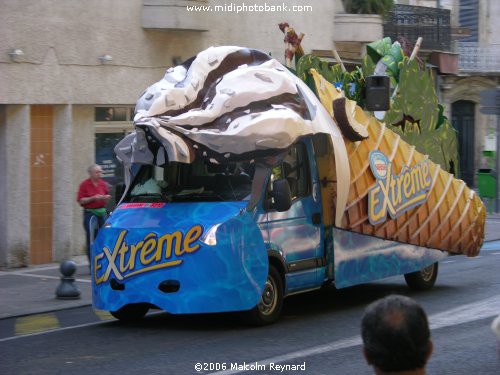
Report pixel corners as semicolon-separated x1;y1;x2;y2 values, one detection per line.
1;0;498;267
0;0;335;267
442;0;499;191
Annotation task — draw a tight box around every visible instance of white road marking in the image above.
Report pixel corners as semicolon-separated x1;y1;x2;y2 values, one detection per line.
0;321;104;343
0;261;88;275
0;267;57;275
210;295;500;375
209;336;362;375
442;260;455;264
0;311;160;343
429;295;500;329
0;272;91;283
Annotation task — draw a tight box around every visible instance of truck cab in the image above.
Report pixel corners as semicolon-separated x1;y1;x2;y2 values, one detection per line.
92;135;322;324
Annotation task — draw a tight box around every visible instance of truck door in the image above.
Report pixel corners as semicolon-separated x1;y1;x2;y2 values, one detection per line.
266;139;324;293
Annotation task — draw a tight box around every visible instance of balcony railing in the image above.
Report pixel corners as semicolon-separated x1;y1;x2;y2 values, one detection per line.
383;4;451;51
456;42;500;73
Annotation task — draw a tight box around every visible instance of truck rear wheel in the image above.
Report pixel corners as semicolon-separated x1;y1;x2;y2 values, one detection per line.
245;264;284;326
110;303;149;322
404;262;438;290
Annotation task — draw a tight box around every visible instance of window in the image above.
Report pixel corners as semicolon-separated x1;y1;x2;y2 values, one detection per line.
459;0;479;43
269;143;310;202
125;158;256;203
94;107;134;122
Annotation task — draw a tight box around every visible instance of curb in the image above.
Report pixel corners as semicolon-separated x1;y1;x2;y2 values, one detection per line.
0;303;93;321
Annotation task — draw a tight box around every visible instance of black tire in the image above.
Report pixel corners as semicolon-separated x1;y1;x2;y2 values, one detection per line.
110;303;149;323
404;262;438;290
245;264;284;326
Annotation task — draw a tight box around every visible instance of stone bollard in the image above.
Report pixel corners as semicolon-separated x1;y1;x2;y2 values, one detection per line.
55;260;81;300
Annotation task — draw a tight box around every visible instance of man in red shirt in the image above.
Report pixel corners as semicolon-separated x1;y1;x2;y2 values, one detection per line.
77;164;111;263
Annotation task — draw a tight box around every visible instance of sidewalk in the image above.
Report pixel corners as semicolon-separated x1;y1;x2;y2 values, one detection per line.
1;215;500;321
0;255;92;320
485;213;500;242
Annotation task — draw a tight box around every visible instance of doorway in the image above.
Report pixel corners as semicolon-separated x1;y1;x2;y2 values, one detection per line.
30;105;53;264
95;131;128;211
452;100;475;187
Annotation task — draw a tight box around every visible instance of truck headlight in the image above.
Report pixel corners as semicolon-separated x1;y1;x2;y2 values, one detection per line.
200;223;222;246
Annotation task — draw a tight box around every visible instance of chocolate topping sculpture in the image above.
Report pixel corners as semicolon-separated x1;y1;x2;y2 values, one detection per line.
115;46;351;226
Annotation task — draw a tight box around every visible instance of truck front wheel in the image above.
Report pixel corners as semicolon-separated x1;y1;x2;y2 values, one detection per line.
110;303;149;322
404;262;438;290
246;264;284;326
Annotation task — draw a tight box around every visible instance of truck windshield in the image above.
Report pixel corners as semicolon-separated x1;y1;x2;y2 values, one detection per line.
125;158;255;203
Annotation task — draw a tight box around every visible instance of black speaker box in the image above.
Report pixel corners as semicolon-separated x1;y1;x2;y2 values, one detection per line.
365;75;390;111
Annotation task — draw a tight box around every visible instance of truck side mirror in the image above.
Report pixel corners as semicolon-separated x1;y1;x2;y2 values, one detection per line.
114;182;126;204
271;179;292;212
365;75;390;111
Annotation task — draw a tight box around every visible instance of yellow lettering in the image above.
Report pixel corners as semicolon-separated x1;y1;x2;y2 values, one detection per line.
410;168;418;195
140;233;158;265
118;241;129;273
94;253;105;285
369;185;386;223
159;231;182;258
102;230;127;282
403;172;411;198
369;154;432;224
96;225;207;284
183;225;203;253
390;177;397;204
422;161;431;188
396;173;404;206
124;241;143;271
379;164;396;218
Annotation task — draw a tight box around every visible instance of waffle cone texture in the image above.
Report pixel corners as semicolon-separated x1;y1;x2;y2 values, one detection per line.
311;69;486;256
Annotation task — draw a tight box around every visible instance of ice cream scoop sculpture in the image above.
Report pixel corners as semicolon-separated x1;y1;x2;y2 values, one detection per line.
116;45;485;257
117;46;351;226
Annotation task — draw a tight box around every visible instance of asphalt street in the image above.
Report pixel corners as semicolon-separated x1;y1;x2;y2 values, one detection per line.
1;242;499;375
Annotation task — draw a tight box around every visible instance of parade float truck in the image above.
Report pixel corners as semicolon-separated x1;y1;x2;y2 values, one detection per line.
91;42;485;325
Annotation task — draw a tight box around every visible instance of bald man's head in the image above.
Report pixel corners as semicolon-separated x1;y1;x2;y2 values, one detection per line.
361;295;432;373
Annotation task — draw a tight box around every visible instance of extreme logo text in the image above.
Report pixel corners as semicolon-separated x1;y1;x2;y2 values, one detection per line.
94;225;203;285
368;151;432;225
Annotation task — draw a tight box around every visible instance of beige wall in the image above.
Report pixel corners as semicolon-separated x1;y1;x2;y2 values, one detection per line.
485;0;500;45
0;0;204;104
1;0;333;105
0;107;7;266
0;106;31;267
201;0;334;61
53;105;74;261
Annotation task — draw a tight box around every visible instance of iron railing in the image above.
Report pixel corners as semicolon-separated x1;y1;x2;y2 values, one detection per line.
383;4;451;51
456;42;500;72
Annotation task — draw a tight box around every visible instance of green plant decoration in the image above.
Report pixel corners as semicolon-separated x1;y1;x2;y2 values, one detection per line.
296;38;459;175
296;54;366;105
382;57;459;174
293;37;459;176
342;0;394;16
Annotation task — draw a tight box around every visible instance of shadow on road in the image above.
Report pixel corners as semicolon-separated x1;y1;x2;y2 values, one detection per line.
98;281;455;332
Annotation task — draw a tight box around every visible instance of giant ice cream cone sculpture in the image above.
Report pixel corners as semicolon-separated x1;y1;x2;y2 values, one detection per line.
310;69;486;257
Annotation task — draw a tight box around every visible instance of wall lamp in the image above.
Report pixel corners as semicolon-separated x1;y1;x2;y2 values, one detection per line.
98;54;113;64
8;48;24;61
